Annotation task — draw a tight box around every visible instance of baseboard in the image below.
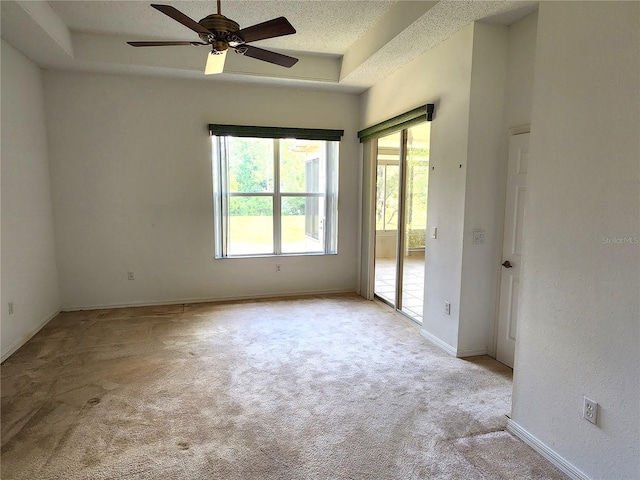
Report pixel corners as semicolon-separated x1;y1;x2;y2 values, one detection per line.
61;289;356;312
456;347;489;358
420;329;457;356
507;419;590;480
1;309;60;363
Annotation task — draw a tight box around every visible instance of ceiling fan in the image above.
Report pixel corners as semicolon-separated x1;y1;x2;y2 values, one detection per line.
127;1;298;74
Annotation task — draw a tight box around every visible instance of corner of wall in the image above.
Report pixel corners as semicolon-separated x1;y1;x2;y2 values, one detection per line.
511;2;640;478
457;22;509;354
1;40;61;361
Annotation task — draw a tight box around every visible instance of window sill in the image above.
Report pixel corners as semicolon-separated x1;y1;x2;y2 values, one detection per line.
215;252;337;260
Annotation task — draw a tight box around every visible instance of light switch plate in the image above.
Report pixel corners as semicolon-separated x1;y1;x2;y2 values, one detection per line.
473;230;485;244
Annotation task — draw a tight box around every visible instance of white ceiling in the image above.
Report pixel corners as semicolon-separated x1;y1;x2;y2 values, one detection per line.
49;1;396;54
1;0;538;93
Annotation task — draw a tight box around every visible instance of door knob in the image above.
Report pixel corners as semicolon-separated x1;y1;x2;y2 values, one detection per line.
502;260;513;268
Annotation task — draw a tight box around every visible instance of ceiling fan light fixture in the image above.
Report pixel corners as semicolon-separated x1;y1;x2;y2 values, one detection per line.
205;49;228;75
128;3;298;73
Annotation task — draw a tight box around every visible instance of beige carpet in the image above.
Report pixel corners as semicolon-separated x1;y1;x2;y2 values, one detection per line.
1;294;566;479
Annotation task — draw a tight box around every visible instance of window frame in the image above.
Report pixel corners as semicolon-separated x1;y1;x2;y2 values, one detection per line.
210;126;342;259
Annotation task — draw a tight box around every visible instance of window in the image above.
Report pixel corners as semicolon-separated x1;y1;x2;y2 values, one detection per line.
375;131;401;232
210;126;342;257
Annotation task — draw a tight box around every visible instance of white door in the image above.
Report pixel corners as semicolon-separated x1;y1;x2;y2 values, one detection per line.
496;133;530;368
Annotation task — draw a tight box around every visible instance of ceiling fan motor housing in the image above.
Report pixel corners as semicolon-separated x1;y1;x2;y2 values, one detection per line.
128;5;298;69
198;14;241;51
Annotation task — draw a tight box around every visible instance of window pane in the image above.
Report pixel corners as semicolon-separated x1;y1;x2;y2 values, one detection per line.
405;123;429;249
227;137;274;193
212;134;339;258
376;165;385;230
228;196;273;255
376;131;401;161
279;139;325;193
376;165;400;230
281;197;324;253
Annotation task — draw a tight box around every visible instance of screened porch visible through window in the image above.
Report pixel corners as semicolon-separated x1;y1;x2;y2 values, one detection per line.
211;130;340;258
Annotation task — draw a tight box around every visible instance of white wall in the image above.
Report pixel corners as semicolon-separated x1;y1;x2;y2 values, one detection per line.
43;71;361;309
511;3;640;479
360;23;510;356
503;11;538;130
1;40;61;360
458;23;508;356
361;25;474;350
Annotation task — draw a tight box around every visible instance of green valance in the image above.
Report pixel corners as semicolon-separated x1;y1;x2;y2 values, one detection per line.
357;104;434;143
209;124;344;141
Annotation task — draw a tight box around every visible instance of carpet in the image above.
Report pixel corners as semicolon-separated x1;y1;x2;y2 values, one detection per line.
1;294;566;479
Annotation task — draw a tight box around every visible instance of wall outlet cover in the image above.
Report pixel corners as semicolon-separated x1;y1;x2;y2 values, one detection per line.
583;397;598;425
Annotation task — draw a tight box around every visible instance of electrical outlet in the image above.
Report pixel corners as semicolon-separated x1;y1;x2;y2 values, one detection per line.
444;302;451;315
276;265;281;273
127;271;135;281
583;397;598;425
8;302;14;315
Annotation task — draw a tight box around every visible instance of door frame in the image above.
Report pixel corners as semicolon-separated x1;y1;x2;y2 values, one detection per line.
360;140;377;300
369;127;427;325
357;105;434;303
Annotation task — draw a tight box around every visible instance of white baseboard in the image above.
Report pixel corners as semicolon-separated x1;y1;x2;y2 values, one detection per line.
1;309;60;363
420;329;457;356
419;330;489;358
507;419;589;480
456;347;489;358
61;289;356;312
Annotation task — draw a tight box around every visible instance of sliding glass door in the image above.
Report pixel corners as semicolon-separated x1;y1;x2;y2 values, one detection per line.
374;122;430;323
374;132;401;307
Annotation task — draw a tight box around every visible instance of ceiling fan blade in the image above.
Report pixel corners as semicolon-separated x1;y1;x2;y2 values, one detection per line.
128;41;207;47
236;17;296;44
151;4;211;35
205;50;228;75
237;45;298;68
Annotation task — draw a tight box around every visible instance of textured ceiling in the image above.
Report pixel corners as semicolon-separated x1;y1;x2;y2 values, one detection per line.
340;0;538;88
2;0;538;92
49;0;396;54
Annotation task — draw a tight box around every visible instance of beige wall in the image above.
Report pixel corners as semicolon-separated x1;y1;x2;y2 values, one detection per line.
458;22;508;356
360;22;510;356
1;40;61;360
361;7;640;477
503;11;538;130
511;2;639;478
43;72;361;309
360;25;475;350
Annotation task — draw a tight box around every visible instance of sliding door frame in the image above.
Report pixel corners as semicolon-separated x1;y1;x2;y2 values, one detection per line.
358;105;434;311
